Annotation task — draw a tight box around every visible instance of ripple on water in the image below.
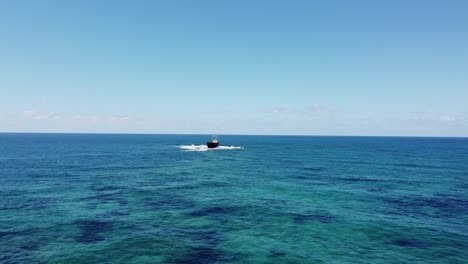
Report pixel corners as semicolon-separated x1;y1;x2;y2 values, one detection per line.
80;190;128;208
2;134;468;263
145;194;195;211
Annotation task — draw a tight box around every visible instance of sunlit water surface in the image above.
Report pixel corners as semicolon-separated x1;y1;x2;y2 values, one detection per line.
1;134;467;263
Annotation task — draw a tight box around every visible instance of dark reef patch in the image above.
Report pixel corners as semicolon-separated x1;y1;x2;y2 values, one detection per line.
19;242;40;251
384;195;468;217
0;231;18;240
368;186;389;193
175;246;223;264
171;228;237;264
173;229;223;257
269;249;287;257
338;176;380;182
201;181;230;188
145;194;195;210
93;186;123;192
188;206;236;218
292;210;336;224
302;166;326;172
0;254;16;264
75;220;113;243
190;230;220;246
392;238;428;249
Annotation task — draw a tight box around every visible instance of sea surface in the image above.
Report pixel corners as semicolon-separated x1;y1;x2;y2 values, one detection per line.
1;133;467;264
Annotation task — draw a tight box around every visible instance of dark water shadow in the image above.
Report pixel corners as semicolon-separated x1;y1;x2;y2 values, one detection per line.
392;238;428;249
74;220;113;243
384;194;468;217
170;228;243;264
145;194;196;211
302;166;327;172
0;231;18;240
188;206;237;218
337;176;380;182
174;246;223;264
291;210;337;224
269;248;287;258
93;186;124;192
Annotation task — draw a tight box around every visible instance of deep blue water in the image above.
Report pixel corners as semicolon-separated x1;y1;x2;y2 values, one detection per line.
1;133;467;263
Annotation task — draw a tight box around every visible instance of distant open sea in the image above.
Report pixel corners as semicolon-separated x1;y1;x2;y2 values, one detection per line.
1;133;467;263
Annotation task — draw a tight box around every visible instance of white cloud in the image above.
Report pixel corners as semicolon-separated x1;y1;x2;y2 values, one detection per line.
265;104;332;115
71;115;100;122
3;110;131;124
265;107;290;114
22;110;61;120
106;116;130;122
407;112;463;123
439;115;457;122
408;114;430;121
307;104;329;113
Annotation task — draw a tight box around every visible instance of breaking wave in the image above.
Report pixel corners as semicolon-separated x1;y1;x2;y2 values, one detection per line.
179;144;243;152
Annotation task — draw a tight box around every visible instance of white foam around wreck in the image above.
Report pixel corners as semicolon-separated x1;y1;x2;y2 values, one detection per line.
179;144;243;152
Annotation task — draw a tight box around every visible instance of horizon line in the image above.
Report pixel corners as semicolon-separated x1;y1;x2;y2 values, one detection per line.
1;131;467;139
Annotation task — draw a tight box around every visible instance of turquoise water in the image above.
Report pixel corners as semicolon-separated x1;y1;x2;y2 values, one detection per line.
1;134;467;263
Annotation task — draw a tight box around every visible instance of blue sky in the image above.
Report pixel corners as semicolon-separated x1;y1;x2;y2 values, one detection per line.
1;0;467;136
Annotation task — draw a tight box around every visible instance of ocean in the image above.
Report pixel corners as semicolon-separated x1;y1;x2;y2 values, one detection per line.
1;133;467;263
